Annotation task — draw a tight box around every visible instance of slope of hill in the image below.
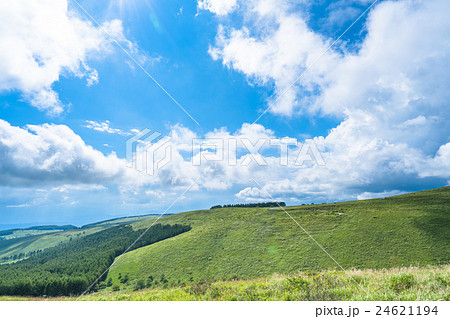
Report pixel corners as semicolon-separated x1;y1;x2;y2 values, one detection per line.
2;265;448;301
77;265;450;301
0;225;76;240
0;215;158;264
0;223;191;296
106;187;450;289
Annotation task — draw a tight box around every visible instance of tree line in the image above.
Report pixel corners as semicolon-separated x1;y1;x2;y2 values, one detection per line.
0;223;190;297
0;249;43;263
210;202;286;209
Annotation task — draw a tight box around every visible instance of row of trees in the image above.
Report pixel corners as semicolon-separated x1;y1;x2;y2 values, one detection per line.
210;202;286;209
0;223;190;296
0;249;43;263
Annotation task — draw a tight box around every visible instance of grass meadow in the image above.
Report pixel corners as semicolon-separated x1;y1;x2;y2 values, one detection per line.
76;265;450;301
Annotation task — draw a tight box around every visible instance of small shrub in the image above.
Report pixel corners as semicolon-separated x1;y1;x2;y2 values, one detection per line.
133;279;146;291
243;285;259;301
160;274;168;284
120;273;129;284
112;285;120;292
389;273;415;292
433;274;449;287
97;282;107;290
208;286;222;299
189;281;211;295
307;275;342;301
146;275;154;288
285;276;309;291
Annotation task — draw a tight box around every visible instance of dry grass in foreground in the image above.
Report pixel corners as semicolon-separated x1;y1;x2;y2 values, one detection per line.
68;265;449;301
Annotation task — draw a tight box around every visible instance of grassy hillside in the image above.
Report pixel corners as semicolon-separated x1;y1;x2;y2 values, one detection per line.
0;223;191;296
1;265;447;301
0;215;158;264
77;265;450;301
106;187;450;289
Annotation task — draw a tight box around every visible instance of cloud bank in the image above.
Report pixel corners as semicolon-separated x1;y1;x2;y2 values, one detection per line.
1;0;449;210
197;0;450;199
0;120;129;186
1;118;448;206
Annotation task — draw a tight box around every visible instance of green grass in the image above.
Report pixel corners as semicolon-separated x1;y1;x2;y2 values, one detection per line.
106;187;450;289
74;265;449;301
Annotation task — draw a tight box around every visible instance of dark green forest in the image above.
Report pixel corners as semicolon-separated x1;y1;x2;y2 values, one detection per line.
0;223;190;296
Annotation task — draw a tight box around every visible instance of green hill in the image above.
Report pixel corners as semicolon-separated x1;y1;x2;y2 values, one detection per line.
106;187;450;289
0;224;191;296
0;186;448;299
76;265;450;301
0;214;158;264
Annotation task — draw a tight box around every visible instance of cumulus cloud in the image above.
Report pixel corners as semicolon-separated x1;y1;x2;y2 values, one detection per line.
208;0;450;120
0;119;131;186
3;0;448;210
0;0;133;115
126;121;449;202
198;0;238;16
208;0;336;116
1;118;448;205
197;0;450;200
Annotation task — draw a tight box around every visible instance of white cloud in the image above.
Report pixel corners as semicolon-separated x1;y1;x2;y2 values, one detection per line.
0;119;131;186
0;0;134;115
419;143;450;180
84;120;136;136
52;184;107;192
198;0;238;16
3;3;450;206
3;0;449;210
1;118;449;206
197;0;450;200
235;187;270;201
131;121;449;202
208;0;450;124
6;203;30;208
208;1;336;116
3;183;107;209
357;190;405;200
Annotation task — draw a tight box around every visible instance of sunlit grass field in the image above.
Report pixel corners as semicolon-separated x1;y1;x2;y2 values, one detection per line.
73;265;449;301
106;187;449;289
1;265;447;301
0;187;448;300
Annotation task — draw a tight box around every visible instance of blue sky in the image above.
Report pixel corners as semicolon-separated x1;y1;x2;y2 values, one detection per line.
0;0;449;227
